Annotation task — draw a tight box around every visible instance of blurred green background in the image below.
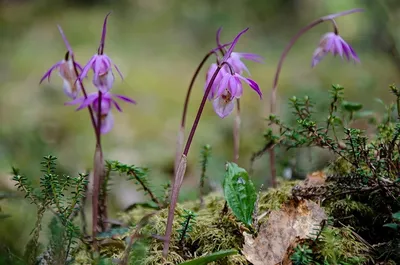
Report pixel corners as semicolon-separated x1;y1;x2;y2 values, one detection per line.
1;0;400;258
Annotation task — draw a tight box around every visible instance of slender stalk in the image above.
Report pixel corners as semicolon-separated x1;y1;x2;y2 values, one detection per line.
71;53;105;242
92;92;105;240
175;51;216;173
163;66;222;257
233;99;241;163
268;8;363;188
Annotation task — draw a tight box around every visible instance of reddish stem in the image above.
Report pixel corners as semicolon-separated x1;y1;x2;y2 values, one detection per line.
163;66;222;257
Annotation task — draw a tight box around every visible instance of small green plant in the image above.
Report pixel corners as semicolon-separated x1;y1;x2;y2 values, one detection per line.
12;155;88;264
106;160;162;208
253;84;400;263
290;244;313;265
199;144;212;209
178;209;197;246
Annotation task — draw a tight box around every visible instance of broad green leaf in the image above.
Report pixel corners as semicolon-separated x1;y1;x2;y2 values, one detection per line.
223;162;257;226
383;223;399;230
178;249;238;265
392;211;400;221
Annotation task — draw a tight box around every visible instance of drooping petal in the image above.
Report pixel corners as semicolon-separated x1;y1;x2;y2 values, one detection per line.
311;47;327;68
348;45;360;62
79;55;97;80
62;78;80;99
113;63;124;80
76;93;99;111
64;96;86;107
205;63;222;100
39;61;63;84
112;99;123;112
228;54;251;75
212;95;235;118
236;74;262;98
334;37;343;57
236;52;264;63
114;94;137;104
312;32;360;67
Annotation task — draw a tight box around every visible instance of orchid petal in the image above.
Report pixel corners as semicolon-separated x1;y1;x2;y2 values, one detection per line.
236;52;264;63
112;99;123;112
99;12;112;54
40;61;63;84
213;96;235;118
77;93;98;111
79;55;97;80
236;74;262;98
98;112;114;134
114;94;137;104
222;28;249;63
57;25;73;55
216;73;230;98
113;63;124;80
64;96;86;106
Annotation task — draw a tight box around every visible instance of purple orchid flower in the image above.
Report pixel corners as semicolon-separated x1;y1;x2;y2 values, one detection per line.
65;92;135;134
213;72;262;118
79;12;123;93
40;26;83;99
66;92;136;113
312;32;360;67
204;28;263;118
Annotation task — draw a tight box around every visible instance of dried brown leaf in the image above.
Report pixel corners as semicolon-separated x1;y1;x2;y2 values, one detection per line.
243;199;327;265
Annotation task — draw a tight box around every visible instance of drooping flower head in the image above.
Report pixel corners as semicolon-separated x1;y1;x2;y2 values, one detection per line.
312;32;359;68
79;12;123;93
40;26;83;99
66;92;136;134
204;28;263;118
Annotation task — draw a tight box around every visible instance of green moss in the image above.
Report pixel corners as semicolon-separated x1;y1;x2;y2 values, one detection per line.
72;181;378;265
315;226;371;264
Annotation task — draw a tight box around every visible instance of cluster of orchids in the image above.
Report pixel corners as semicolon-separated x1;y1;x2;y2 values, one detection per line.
39;13;135;242
40;13;135;136
38;8;362;257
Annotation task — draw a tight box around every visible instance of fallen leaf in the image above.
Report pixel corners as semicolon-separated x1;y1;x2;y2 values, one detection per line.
303;171;326;187
243;199;327;265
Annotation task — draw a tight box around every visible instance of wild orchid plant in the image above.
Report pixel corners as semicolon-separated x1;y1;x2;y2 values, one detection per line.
40;12;135;245
176;28;262;170
164;28;262;256
34;8;367;260
267;8;363;188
